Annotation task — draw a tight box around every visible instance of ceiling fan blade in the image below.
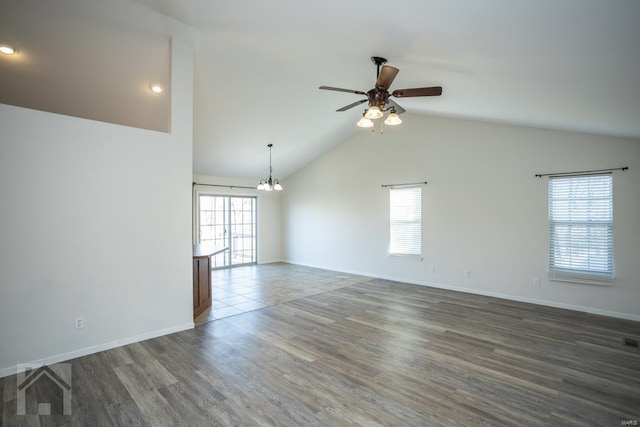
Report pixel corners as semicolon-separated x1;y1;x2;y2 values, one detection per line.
386;99;406;114
375;65;399;90
319;86;367;95
392;86;443;98
336;99;368;112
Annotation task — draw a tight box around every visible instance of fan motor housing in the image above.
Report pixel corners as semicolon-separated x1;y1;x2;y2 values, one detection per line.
367;88;389;108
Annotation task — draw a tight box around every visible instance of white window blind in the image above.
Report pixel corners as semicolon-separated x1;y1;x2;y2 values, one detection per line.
548;174;613;283
389;186;421;257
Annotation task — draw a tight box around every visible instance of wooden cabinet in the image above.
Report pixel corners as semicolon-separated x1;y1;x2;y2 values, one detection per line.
192;243;228;319
192;255;212;318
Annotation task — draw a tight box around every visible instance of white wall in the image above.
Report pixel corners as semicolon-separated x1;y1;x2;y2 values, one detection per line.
0;39;194;377
192;175;281;264
281;115;640;320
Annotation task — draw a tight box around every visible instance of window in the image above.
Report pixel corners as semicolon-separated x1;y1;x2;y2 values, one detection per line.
389;186;421;257
548;174;613;283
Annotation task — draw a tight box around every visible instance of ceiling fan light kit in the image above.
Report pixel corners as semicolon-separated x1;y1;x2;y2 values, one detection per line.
257;144;282;191
319;56;442;129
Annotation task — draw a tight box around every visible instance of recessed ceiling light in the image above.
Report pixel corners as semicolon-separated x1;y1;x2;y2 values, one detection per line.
0;44;17;55
149;83;163;94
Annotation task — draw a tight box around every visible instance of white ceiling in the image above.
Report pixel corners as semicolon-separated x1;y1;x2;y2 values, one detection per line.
2;0;639;180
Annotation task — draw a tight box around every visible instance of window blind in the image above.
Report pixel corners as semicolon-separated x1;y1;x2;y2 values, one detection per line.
389;187;421;256
548;174;613;282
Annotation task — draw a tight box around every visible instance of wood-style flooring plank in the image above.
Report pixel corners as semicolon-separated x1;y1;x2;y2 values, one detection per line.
2;263;639;426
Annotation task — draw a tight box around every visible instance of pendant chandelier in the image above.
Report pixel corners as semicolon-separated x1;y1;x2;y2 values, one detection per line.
257;144;282;191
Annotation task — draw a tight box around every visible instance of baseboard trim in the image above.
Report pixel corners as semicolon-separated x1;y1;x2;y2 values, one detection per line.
284;259;640;322
415;280;640;322
0;322;194;379
258;259;283;265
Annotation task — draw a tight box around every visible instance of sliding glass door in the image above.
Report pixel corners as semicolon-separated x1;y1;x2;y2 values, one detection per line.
198;195;257;268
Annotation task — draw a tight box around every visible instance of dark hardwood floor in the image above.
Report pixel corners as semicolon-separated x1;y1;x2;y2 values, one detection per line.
2;263;639;426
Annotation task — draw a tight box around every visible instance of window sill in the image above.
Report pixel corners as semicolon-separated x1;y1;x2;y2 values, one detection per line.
388;253;423;261
548;271;615;286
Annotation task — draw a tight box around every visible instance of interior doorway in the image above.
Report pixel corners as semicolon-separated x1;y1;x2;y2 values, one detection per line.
197;194;257;268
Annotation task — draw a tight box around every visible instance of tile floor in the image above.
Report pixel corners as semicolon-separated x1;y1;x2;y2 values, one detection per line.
194;262;365;325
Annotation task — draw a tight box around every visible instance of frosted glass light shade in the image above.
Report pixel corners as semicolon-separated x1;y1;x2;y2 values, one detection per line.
357;115;374;128
365;106;383;119
384;111;402;125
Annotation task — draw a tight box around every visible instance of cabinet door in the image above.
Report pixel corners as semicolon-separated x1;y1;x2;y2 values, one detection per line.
193;257;212;318
193;259;199;309
198;257;211;305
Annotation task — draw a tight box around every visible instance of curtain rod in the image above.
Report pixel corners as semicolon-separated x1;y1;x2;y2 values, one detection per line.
535;167;628;178
193;182;256;190
381;181;428;188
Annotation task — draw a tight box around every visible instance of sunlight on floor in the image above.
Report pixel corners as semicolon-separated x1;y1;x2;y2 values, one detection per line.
195;263;364;325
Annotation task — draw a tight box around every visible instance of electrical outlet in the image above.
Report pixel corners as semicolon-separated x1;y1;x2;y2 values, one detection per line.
429;266;435;274
464;270;471;279
533;278;541;287
75;317;84;329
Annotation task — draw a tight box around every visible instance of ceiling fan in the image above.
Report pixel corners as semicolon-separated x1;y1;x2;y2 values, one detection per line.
319;56;442;127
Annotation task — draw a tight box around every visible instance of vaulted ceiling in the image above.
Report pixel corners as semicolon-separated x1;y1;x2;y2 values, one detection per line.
1;0;639;180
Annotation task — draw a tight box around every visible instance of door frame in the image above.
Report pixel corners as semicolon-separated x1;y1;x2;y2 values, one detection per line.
193;188;258;269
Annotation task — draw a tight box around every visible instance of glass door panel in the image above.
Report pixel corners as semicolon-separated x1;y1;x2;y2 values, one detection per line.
198;194;257;268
